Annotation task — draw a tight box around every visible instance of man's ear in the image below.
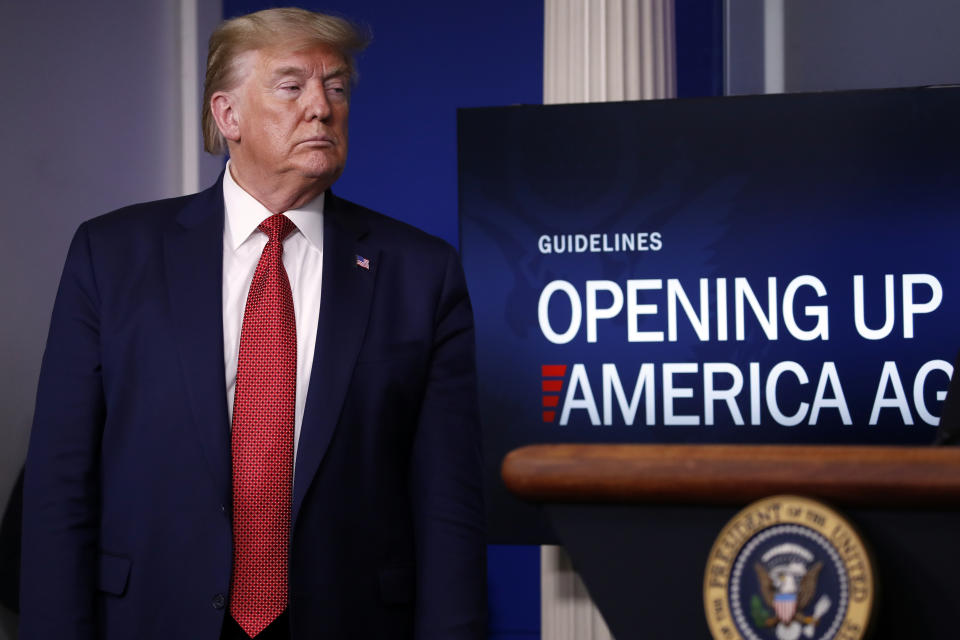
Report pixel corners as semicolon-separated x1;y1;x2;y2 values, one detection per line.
210;92;241;143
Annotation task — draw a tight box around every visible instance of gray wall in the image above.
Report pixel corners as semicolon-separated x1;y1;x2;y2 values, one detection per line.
727;0;960;95
0;1;220;637
784;0;960;92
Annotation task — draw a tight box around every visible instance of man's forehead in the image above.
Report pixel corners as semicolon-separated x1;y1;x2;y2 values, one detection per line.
252;44;348;77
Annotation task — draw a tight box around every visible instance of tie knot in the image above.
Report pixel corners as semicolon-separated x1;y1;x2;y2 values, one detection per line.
259;213;296;243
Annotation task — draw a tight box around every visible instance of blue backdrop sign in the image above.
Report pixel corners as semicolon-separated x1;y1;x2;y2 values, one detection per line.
458;87;960;542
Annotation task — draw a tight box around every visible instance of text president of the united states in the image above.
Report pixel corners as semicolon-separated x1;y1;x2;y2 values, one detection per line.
20;7;486;639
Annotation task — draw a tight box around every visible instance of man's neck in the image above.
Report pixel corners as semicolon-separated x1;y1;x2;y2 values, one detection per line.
227;161;329;214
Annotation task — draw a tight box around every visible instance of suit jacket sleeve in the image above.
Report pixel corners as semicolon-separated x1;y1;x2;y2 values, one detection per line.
934;349;960;444
409;244;487;639
21;223;104;640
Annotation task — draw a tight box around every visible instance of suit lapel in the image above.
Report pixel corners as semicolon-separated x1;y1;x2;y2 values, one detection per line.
292;193;378;527
163;179;231;503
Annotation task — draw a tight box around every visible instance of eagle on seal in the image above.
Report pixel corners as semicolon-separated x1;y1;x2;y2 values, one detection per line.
755;559;830;639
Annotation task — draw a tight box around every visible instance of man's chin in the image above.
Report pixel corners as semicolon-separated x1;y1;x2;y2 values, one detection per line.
292;159;344;186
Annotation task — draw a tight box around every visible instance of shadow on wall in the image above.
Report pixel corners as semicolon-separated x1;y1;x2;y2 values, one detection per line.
0;608;14;640
0;468;22;639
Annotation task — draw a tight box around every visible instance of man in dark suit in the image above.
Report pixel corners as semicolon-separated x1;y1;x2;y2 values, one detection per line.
20;8;485;639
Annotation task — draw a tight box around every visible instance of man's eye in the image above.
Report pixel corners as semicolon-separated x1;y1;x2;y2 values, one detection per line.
280;84;301;93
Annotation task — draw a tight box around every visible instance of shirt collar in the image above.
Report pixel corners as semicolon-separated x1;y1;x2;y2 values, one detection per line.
222;160;325;251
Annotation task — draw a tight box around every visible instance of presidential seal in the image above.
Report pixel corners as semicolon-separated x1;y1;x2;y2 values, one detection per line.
703;495;874;640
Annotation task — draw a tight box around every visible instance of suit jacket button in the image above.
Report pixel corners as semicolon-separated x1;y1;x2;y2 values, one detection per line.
212;593;226;609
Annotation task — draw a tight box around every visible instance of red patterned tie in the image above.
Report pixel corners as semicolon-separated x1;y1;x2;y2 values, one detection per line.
230;213;296;638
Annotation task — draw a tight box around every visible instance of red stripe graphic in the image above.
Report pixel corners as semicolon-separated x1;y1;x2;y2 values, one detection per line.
541;364;567;377
541;364;567;422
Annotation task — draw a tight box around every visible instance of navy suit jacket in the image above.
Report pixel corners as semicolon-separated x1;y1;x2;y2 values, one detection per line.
21;178;486;639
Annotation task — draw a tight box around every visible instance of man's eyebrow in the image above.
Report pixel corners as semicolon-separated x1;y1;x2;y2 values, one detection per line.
322;66;350;81
268;65;350;82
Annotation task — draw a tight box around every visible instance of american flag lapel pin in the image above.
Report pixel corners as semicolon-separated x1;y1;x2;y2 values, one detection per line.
355;254;371;270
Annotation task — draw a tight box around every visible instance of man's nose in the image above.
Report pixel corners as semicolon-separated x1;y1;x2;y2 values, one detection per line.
306;87;332;121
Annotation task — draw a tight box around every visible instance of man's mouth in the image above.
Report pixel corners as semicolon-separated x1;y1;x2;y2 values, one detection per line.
297;135;335;148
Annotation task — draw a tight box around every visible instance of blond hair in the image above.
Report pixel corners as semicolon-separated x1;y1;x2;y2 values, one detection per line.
202;7;370;155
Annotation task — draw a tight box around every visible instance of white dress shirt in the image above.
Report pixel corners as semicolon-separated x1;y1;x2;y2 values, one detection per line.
222;162;324;464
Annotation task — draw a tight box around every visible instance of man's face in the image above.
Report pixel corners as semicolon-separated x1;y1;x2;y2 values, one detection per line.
230;43;350;189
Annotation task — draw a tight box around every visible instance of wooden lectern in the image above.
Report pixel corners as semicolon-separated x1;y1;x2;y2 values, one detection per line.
502;444;960;638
